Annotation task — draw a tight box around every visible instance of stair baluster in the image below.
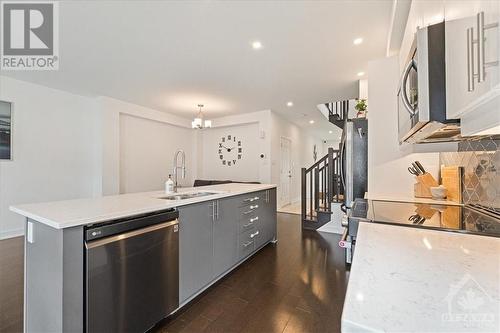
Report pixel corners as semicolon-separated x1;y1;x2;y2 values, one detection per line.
301;148;343;230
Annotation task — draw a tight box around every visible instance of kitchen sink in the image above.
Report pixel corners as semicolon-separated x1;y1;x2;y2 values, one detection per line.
158;192;218;201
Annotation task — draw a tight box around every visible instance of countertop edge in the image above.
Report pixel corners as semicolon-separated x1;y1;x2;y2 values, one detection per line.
10;184;277;229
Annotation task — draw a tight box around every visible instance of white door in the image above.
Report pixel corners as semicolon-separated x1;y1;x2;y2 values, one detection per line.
280;137;292;206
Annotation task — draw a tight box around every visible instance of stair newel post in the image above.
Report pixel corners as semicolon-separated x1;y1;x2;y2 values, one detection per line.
327;148;334;210
301;167;306;222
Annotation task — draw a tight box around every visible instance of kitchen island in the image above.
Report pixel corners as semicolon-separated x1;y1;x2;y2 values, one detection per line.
341;222;500;332
10;183;277;333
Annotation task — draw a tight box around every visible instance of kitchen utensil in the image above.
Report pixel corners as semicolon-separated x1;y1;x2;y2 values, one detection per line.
430;185;447;199
408;166;420;176
414;161;426;174
409;214;425;225
441;166;463;203
411;162;421;174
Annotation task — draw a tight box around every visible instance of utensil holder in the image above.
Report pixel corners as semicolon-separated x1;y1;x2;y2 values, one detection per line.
414;173;439;198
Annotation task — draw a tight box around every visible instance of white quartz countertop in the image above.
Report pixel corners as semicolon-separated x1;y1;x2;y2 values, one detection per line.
342;222;500;333
10;183;277;229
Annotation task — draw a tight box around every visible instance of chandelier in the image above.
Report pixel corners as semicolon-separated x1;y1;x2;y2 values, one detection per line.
191;104;212;129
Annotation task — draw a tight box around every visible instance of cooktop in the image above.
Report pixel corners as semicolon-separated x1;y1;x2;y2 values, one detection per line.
353;199;500;237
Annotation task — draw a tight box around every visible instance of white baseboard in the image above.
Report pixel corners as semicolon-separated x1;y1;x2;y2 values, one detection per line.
0;227;24;240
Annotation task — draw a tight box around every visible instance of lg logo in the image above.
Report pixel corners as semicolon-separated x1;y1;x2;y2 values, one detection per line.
1;1;58;70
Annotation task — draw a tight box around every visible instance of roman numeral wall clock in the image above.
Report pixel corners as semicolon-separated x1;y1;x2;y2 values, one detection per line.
218;134;242;166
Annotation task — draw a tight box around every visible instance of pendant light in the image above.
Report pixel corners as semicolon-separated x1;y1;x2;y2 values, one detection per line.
191;104;212;129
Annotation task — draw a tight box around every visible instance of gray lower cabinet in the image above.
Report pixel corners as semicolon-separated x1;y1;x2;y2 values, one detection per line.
255;188;277;249
236;189;277;258
179;189;277;304
179;201;214;303
213;197;238;278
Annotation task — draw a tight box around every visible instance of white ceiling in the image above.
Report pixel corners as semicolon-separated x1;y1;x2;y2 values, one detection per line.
3;0;393;140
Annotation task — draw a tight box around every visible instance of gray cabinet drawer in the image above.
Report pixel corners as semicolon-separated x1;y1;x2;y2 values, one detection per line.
239;203;261;216
238;229;256;259
239;213;259;233
239;192;263;207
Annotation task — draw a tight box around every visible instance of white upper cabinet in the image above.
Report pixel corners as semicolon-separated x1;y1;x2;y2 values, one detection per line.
445;0;500;121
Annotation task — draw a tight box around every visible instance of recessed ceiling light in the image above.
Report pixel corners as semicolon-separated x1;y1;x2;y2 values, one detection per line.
357;71;365;77
251;40;263;49
329;130;333;134
309;120;315;124
353;38;363;45
286;101;294;107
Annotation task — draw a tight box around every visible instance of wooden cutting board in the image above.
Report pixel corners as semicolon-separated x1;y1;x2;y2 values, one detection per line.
441;166;463;203
441;206;461;229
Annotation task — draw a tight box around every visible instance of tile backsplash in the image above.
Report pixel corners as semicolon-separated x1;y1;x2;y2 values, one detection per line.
440;136;499;213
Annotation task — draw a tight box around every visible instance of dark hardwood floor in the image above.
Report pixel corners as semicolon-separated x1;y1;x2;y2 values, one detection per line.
0;236;24;333
153;213;349;333
0;213;349;333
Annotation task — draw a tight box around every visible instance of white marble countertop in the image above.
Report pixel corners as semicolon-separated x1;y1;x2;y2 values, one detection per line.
10;183;276;229
342;222;500;333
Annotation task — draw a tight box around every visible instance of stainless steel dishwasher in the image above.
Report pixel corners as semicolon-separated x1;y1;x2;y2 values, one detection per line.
85;209;179;333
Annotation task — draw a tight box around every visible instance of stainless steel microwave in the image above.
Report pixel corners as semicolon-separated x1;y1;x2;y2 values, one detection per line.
397;22;461;144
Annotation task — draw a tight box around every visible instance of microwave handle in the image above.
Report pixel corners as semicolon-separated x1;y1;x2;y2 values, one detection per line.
400;59;417;116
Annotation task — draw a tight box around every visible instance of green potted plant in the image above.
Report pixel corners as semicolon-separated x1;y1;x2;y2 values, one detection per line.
355;99;367;118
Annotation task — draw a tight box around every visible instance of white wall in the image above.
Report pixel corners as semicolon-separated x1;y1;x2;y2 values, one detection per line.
323;139;341;153
119;114;195;193
270;112;325;207
96;96;196;195
367;56;440;200
200;123;260;182
197;110;273;184
0;76;100;239
200;110;323;207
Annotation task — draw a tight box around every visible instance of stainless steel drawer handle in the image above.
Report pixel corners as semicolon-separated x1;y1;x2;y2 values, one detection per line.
477;11;499;83
250;205;258;209
250;216;259;222
244;196;260;203
467;27;475;91
243;241;253;247
250;231;259;238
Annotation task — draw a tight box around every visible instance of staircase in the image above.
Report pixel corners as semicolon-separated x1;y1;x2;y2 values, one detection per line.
301;148;343;230
320;100;350;129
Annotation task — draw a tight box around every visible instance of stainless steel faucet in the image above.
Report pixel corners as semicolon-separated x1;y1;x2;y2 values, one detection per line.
173;149;186;192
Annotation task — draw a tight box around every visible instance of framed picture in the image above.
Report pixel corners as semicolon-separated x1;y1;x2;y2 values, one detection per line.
0;100;12;160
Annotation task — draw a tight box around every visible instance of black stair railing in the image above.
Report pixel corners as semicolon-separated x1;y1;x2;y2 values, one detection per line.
301;148;342;229
325;100;350;129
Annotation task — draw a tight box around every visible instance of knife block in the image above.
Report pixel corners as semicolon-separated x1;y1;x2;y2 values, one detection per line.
414;173;439;198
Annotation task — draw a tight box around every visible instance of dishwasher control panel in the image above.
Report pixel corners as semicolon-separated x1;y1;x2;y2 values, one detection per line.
85;209;179;241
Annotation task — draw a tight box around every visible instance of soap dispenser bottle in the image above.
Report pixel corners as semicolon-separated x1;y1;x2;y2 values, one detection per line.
165;175;175;194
